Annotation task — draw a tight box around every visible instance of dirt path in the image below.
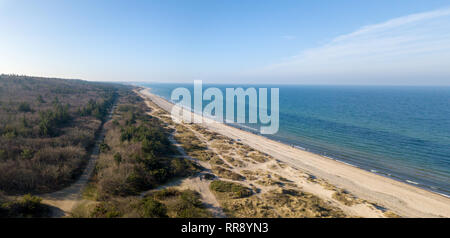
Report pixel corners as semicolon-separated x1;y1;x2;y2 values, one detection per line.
40;106;116;217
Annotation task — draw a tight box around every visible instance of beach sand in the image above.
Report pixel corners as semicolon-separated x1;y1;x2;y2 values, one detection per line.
139;88;450;218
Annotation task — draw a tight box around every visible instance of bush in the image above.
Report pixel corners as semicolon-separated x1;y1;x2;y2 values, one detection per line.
38;103;71;137
18;102;31;112
0;194;48;218
144;189;211;218
171;190;210;218
0;150;6;161
120;124;171;156
210;181;253;199
141;197;168;218
170;158;198;177
17;194;43;215
37;95;45;103
20;149;34;160
114;153;122;165
0;192;9;217
100;143;110;153
153;188;181;200
79;94;116;121
98;169;139;197
90;202;121;218
180;190;203;207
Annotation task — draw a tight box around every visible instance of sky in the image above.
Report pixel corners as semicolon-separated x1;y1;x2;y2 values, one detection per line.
0;0;450;85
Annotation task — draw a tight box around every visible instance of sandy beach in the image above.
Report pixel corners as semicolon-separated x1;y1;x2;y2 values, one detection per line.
139;88;450;218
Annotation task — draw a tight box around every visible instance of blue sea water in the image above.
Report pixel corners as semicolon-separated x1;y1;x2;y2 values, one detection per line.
138;83;450;197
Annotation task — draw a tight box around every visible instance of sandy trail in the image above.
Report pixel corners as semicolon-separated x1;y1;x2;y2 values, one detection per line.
39;106;116;217
140;88;450;218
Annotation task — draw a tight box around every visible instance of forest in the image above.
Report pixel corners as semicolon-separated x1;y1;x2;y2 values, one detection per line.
0;75;126;195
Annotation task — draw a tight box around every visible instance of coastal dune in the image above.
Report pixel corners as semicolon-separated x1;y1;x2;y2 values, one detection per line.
140;88;450;218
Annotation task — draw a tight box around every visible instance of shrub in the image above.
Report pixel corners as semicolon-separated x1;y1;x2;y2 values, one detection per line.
18;194;43;214
100;142;110;153
113;153;122;165
98;169;138;197
141;197;168;218
0;191;9;217
171;190;210;218
90;202;121;218
180;190;203;207
153;188;181;200
18;102;31;112
38;103;71;137
210;181;253;199
0;194;49;218
170;158;198;177
0;149;7;161
20;149;34;160
37;95;45;103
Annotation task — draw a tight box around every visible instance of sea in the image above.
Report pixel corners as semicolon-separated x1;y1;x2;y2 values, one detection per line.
137;83;450;197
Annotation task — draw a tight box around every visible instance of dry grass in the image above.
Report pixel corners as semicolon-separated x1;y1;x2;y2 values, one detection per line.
212;166;246;181
222;155;246;167
383;210;402;218
332;189;362;206
214;186;348;218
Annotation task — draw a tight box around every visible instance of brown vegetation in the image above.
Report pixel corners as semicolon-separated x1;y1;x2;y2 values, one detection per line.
0;75;125;195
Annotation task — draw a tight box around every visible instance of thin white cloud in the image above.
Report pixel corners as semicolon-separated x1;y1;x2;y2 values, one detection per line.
258;8;450;85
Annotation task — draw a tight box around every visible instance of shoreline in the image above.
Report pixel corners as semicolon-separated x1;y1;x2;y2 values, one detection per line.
142;86;449;198
223;119;450;198
139;87;450;217
231;124;450;199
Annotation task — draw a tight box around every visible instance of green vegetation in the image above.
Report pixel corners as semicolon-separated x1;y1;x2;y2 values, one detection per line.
18;102;32;112
90;92;200;200
76;188;211;218
38;102;71;136
79;96;116;121
90;201;122;218
146;188;211;218
140;197;168;218
210;180;253;199
0;193;49;218
71;92;212;218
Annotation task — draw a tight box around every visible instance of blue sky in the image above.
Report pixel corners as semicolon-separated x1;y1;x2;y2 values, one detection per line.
0;0;449;85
